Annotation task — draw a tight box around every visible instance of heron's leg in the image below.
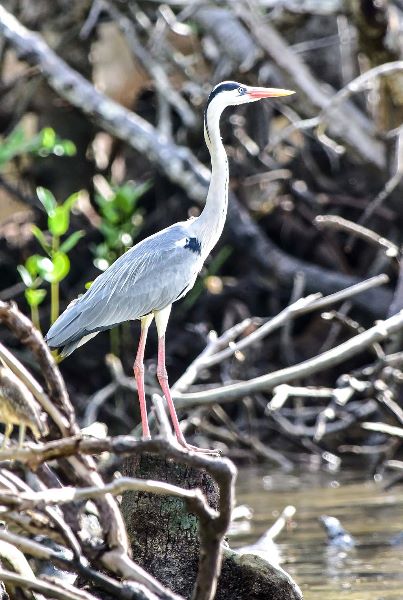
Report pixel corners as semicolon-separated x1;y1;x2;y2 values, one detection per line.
18;423;26;448
133;314;154;439
1;424;13;449
155;306;187;445
155;307;217;454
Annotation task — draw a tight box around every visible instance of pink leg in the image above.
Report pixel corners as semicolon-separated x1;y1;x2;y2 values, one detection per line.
157;335;217;454
133;317;153;439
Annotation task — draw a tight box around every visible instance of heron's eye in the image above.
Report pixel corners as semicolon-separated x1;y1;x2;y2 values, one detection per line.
238;86;246;95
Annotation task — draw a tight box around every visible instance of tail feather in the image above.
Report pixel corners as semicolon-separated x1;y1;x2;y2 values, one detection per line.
45;299;113;357
45;300;84;351
59;332;99;358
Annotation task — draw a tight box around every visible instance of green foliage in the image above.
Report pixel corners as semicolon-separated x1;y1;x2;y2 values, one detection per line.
31;225;51;253
0;126;76;168
93;180;151;270
37;188;80;237
25;288;47;308
92;179;151;357
1;123;79;331
18;187;85;328
60;230;85;253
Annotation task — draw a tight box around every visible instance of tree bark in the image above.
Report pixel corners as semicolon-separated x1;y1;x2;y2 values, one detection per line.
121;454;301;600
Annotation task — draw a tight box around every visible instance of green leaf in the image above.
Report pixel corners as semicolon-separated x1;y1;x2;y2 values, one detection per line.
59;140;76;156
17;265;33;287
101;202;120;225
37;187;57;216
40;127;56;149
31;225;51;253
48;206;69;236
26;254;53;278
59;230;85;253
43;252;70;283
6;127;25;149
63;191;80;212
115;186;134;214
0;128;26;165
94;193;107;209
25;288;47;307
85;280;94;289
127;180;152;202
101;221;120;246
114;181;151;215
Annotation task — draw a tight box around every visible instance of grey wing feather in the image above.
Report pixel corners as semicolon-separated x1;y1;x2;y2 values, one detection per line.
45;223;202;354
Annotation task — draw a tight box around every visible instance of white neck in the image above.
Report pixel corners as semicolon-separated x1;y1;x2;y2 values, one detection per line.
190;102;229;257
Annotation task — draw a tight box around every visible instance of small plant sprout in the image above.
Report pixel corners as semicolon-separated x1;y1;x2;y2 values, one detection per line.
93;178;151;271
92;178;151;356
18;187;85;330
0;126;76;168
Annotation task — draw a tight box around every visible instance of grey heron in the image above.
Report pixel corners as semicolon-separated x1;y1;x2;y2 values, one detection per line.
45;81;294;451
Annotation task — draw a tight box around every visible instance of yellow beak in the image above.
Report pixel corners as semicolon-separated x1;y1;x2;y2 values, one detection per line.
247;87;295;99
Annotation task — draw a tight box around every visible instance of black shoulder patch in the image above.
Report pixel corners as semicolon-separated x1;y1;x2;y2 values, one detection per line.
184;237;202;255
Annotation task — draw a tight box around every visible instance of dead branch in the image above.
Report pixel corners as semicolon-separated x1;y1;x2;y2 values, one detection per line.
1;478;216;521
172;308;403;406
362;421;403;438
0;568;97;600
0;300;131;565
0;341;70;434
0;301;75;430
315;215;399;258
0;432;235;600
174;274;388;393
102;0;197;128
236;0;385;167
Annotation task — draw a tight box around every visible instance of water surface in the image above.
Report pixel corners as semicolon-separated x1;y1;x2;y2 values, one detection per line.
234;466;403;599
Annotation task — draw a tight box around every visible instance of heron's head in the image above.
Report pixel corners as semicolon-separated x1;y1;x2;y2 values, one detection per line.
207;81;295;111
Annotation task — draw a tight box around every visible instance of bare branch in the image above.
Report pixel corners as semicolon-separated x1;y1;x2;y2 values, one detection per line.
102;0;197;128
3;478;216;522
362;422;403;438
173;308;403;406
237;1;385;167
0;301;130;560
0;301;76;431
315;215;399;258
174;274;388;390
0;569;97;600
0;341;70;434
173;319;255;393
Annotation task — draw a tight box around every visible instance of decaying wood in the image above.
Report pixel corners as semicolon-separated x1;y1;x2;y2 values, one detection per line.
236;1;385;167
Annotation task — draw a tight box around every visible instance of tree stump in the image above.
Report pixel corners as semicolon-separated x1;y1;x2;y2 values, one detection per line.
121;453;302;600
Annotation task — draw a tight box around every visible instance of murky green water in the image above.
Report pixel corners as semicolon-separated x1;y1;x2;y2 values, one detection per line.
233;466;403;599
